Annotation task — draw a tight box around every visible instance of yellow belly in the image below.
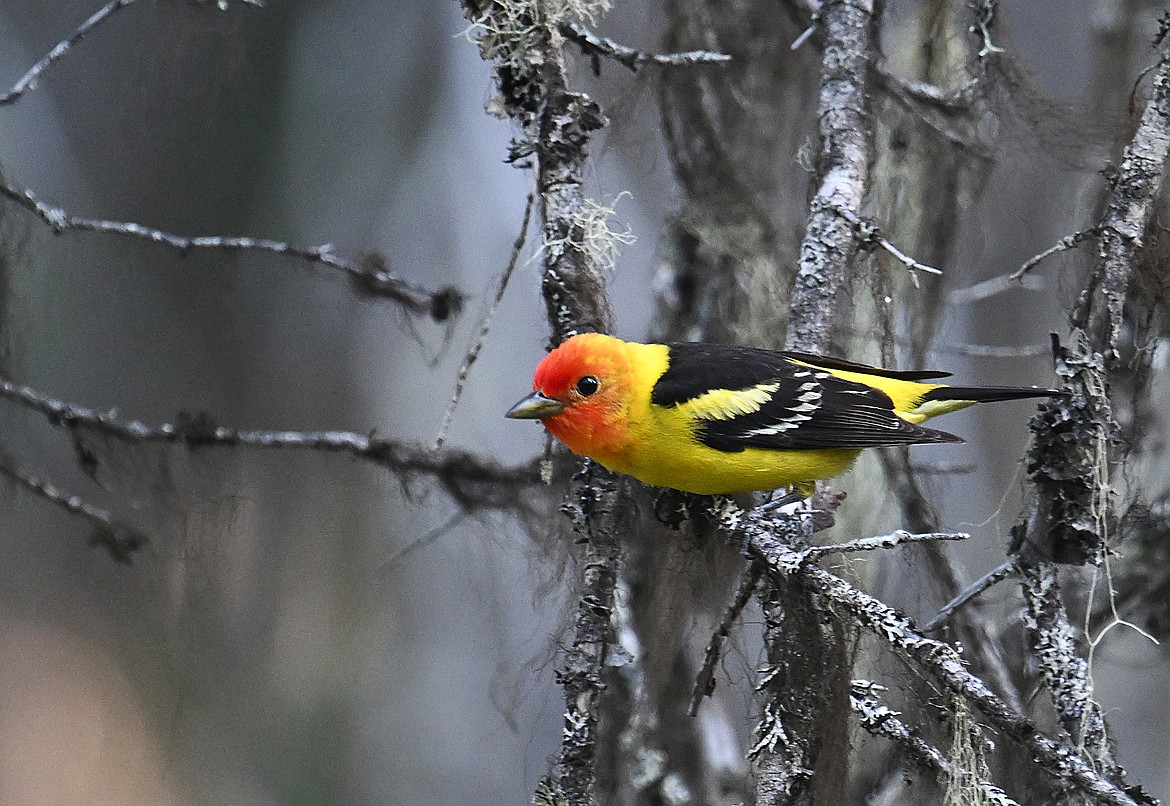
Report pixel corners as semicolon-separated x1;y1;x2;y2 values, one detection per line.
604;444;862;495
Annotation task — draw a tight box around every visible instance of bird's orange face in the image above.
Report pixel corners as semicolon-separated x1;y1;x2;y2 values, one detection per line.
505;333;633;461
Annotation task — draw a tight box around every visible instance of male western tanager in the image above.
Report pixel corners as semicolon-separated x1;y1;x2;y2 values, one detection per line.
505;333;1061;495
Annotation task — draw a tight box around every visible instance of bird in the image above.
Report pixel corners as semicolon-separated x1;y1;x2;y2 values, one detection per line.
505;332;1064;496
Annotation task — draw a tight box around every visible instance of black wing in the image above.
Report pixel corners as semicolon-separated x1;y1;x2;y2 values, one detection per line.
651;343;962;453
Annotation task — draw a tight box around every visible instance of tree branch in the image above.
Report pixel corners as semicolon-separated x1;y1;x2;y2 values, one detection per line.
0;0;141;107
0;0;266;108
0;451;145;562
921;559;1017;632
689;561;760;716
0;178;459;320
1009;228;1099;281
559;20;731;72
722;503;1153;806
1003;39;1170;801
1086;46;1170;352
850;680;1020;806
432;193;534;450
786;0;876;355
462;2;623;802
0;369;544;512
751;1;879;801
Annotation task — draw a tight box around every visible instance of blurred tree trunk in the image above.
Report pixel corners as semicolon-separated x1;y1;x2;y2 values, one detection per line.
2;2;1170;805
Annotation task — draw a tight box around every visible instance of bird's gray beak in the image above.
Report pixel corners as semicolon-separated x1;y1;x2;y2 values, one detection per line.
505;391;565;420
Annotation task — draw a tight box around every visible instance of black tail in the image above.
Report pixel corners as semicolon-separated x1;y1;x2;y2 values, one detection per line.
921;386;1066;403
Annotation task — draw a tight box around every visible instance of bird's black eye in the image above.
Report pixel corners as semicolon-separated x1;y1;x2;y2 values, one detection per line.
576;375;600;397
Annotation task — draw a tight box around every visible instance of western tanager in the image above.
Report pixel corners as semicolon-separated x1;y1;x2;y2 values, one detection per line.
505;333;1062;495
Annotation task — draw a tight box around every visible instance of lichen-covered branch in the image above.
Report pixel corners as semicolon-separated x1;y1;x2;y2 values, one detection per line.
461;2;623;803
750;2;877;802
850;681;1020;806
1084;44;1170;354
785;0;875;355
1019;561;1115;772
720;504;1152;806
1008;38;1170;800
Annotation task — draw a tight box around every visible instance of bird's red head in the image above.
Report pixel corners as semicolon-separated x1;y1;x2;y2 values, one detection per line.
506;332;635;463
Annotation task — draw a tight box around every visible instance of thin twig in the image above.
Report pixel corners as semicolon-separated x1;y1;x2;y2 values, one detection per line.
1009;228;1099;281
970;0;1006;59
689;562;761;716
432;193;533;450
872;63;976;113
880;78;989;155
0;0;140;107
835;209;942;277
0;0;264;108
948;271;1046;304
921;559;1017;632
790;21;818;51
805;530;968;560
559;20;731;72
934;341;1053;359
0;451;145;562
378;510;468;572
0;178;459;319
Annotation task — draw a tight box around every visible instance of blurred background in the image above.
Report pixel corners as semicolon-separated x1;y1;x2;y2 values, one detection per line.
0;1;1166;803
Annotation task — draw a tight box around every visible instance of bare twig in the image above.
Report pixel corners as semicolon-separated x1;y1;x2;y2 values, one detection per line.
805;530;968;560
0;179;459;320
1009;228;1099;281
379;510;468;571
0;0;264;108
559;21;730;71
921;559;1017;632
949;271;1047;304
970;0;1006;59
839;209;943;280
0;0;141;107
879;81;989;155
0;451;145;562
872;63;977;113
689;562;760;717
432;193;534;450
934;341;1053;359
850;681;1021;806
